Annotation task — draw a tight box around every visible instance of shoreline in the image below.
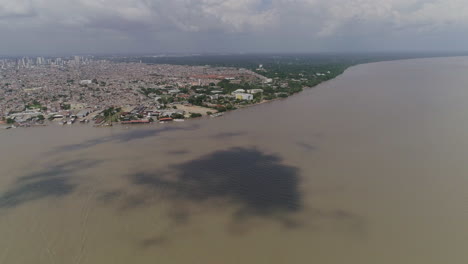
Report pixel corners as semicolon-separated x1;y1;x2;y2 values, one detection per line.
7;54;461;131
1;66;353;130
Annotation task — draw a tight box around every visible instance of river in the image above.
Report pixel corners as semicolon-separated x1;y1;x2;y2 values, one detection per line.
1;57;468;263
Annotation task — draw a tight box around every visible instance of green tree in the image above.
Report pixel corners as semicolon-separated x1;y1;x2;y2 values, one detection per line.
171;113;185;119
216;106;227;112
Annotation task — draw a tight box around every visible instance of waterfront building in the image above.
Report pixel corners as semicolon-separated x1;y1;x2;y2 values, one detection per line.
235;93;253;101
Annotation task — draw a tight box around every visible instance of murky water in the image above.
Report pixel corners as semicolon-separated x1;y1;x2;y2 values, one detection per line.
2;57;468;263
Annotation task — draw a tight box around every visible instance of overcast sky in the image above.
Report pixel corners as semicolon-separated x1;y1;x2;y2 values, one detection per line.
1;0;467;55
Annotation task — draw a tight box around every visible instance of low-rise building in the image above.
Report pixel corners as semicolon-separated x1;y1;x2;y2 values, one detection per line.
235;93;253;101
248;89;263;94
232;89;246;95
80;80;92;85
76;109;91;118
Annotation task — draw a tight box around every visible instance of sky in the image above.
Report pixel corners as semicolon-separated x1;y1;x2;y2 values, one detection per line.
1;0;468;55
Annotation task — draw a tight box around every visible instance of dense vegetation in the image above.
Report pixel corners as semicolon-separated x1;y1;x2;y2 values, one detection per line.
107;52;465;69
99;107;122;123
109;54;364;98
106;52;468;111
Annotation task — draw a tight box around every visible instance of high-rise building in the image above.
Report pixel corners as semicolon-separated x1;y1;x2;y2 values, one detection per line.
74;56;81;65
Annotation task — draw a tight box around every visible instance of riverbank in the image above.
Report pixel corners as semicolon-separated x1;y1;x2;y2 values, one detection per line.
2;65;351;130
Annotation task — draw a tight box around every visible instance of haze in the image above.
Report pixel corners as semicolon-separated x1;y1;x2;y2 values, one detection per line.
1;0;468;56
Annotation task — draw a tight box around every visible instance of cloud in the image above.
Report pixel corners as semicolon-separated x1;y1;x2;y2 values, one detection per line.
0;0;275;32
0;0;467;54
0;0;35;19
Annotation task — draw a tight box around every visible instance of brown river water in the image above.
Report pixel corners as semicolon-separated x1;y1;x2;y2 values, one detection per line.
1;57;468;263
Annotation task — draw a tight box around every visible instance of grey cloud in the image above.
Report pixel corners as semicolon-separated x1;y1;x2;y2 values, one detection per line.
0;0;467;55
0;0;36;19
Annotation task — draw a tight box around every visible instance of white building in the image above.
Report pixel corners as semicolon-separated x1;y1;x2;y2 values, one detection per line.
232;89;246;94
235;93;253;101
80;80;92;85
209;94;220;100
76;109;91;118
248;89;263;94
168;89;180;94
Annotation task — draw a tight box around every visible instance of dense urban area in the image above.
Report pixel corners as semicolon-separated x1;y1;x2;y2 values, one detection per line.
0;55;347;129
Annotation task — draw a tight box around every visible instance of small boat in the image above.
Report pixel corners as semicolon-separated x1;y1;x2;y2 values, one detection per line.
210;113;224;118
173;119;185;122
159;118;173;122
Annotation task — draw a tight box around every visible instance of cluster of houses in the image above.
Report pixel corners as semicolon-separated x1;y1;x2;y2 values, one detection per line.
119;107;186;122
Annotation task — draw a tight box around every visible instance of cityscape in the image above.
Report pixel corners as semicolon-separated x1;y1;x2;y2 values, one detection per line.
0;56;262;128
0;55;340;128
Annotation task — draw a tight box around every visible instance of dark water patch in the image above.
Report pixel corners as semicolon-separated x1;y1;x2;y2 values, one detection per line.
120;147;365;240
15;160;100;182
97;190;125;203
0;178;74;209
116;125;199;142
128;148;302;220
117;194;151;210
310;208;367;237
140;236;168;249
0;159;100;209
211;131;247;139
167;150;190;156
296;141;318;152
52;124;200;153
168;208;191;225
281;217;304;229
